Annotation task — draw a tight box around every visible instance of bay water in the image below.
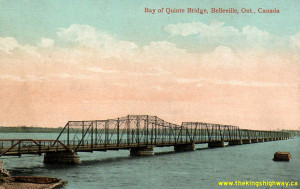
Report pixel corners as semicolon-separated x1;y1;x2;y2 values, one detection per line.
0;133;299;188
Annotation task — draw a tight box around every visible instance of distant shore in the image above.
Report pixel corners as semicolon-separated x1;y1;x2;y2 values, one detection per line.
0;126;62;133
0;126;299;136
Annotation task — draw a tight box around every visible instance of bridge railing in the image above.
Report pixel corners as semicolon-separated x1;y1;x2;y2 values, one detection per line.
0;139;70;157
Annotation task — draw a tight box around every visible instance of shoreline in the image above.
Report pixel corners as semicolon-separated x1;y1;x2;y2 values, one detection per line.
0;161;67;189
1;178;67;189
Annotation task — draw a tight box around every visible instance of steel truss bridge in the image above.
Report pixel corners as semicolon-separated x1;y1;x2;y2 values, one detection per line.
0;115;290;164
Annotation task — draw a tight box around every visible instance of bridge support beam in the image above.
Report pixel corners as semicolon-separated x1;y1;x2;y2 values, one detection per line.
208;141;225;148
174;143;195;152
43;151;81;165
130;146;154;156
251;139;258;143
242;139;251;144
229;140;243;146
258;138;264;142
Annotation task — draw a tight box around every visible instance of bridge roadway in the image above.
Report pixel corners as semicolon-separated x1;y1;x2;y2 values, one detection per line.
0;115;290;164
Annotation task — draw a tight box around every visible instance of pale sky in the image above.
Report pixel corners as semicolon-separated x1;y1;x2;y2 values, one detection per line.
0;0;299;130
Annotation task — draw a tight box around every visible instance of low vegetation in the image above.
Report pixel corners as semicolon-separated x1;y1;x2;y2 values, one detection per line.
0;126;63;133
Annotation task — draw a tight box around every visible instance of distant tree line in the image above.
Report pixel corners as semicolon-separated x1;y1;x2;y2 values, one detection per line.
0;126;299;136
281;130;300;137
0;126;63;133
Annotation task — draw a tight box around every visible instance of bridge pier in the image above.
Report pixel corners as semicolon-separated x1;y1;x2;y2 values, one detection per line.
251;139;258;143
174;143;195;152
242;139;251;144
229;140;243;146
130;146;154;156
208;141;225;148
258;138;264;142
264;138;269;142
43;151;81;165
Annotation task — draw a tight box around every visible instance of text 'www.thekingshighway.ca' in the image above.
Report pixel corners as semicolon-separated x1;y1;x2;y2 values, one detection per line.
218;180;298;188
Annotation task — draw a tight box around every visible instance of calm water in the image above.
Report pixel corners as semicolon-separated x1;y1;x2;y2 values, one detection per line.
0;133;299;189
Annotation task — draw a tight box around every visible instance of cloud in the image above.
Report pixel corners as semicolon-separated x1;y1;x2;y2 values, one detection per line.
0;74;45;82
56;73;93;80
164;21;285;50
165;20;239;37
139;41;197;63
215;80;295;87
142;41;186;56
25;75;45;82
175;78;205;83
85;67;119;74
153;67;170;75
125;67;170;77
196;83;203;87
0;37;19;54
38;38;54;48
290;32;300;49
199;46;242;67
0;72;102;82
210;46;239;63
57;24;138;57
153;86;163;91
0;23;299;130
174;75;297;88
0;74;24;81
0;37;40;57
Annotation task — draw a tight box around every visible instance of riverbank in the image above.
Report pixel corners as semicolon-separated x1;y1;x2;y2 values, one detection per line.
1;178;67;189
0;161;67;189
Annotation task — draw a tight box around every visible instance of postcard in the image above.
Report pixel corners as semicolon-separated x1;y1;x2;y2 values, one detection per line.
0;0;299;188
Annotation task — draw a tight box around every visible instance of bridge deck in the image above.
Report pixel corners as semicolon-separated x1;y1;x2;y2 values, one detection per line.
0;138;286;157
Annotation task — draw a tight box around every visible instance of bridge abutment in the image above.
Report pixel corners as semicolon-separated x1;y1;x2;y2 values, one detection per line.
43;151;81;165
130;146;154;156
174;143;195;152
208;141;225;148
229;140;243;146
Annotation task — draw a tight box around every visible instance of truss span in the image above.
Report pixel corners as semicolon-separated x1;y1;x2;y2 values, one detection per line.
0;115;290;157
